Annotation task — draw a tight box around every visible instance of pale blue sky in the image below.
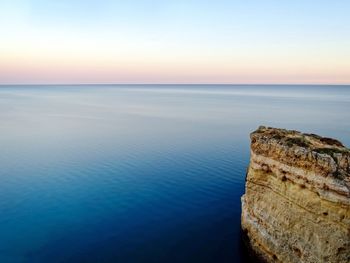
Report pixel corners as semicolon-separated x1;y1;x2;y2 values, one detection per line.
1;1;349;84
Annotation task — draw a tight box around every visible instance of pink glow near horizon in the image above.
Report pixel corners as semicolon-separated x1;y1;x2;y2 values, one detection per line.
1;58;348;85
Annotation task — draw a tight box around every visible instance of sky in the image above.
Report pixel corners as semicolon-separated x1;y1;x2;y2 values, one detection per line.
0;0;349;84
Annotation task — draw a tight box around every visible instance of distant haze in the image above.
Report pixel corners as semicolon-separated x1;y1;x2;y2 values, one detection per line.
1;1;349;84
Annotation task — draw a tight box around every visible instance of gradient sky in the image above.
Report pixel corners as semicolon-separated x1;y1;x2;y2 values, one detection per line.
0;0;349;84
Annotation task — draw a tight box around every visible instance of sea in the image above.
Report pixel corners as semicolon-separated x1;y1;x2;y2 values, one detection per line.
0;85;349;263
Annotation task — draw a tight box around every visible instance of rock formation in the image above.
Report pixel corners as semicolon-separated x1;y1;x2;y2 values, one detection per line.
241;126;350;263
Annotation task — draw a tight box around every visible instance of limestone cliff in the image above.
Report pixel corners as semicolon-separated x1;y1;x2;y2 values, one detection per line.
241;126;350;263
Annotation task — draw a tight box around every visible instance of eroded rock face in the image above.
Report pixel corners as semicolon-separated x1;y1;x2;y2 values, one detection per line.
241;126;350;263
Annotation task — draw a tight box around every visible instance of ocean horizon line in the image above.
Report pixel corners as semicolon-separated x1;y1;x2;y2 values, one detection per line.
0;83;350;87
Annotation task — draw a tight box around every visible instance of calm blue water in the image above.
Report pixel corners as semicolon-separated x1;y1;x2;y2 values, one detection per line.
0;85;349;263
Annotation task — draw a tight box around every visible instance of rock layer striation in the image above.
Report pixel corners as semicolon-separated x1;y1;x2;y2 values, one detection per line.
241;126;350;263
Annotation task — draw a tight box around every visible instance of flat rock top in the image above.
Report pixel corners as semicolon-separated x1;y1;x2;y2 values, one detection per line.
251;126;350;181
252;126;349;151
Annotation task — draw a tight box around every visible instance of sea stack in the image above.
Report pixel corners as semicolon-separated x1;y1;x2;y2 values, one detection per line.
241;126;350;263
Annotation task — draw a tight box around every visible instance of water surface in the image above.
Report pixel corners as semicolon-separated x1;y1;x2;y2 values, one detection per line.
1;85;349;262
